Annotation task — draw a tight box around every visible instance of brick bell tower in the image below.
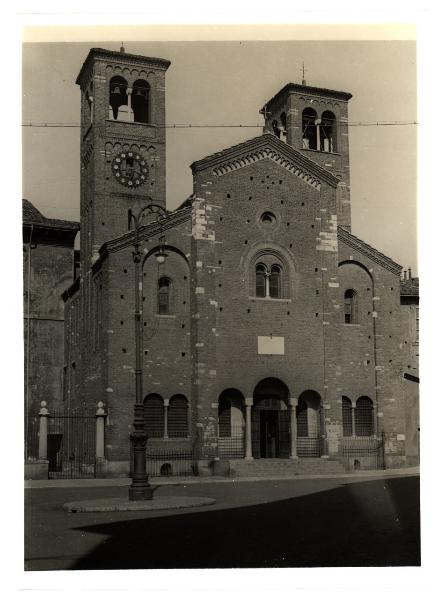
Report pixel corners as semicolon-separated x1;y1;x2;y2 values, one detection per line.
76;47;171;272
261;81;353;230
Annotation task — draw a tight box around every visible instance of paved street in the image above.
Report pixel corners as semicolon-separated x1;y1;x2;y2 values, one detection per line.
25;473;420;570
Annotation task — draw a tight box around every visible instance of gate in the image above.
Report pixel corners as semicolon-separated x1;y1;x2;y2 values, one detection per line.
47;407;96;479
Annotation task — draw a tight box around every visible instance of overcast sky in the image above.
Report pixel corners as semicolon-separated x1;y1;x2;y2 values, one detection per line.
22;37;417;272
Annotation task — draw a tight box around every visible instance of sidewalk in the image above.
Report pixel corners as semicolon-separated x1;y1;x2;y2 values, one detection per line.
25;465;419;489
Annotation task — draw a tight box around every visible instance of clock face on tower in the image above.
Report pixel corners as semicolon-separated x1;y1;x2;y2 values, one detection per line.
112;151;149;188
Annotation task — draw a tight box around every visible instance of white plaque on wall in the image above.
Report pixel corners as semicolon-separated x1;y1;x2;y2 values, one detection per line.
258;336;285;355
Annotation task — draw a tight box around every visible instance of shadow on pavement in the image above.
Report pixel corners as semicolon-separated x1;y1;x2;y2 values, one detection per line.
71;476;420;569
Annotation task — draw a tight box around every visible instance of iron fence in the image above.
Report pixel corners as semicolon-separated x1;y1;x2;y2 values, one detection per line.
218;429;245;459
340;434;385;470
47;407;96;479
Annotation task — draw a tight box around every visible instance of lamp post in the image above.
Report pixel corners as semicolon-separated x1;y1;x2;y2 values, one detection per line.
128;202;168;501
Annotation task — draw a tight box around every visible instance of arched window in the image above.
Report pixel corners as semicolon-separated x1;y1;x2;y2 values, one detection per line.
320;111;336;153
132;79;150;124
269;265;281;299
355;397;374;436
255;264;267;298
302;107;318;150
296;399;309;437
158;277;171;315
109;76;128;120
344;289;358;324
218;397;231;437
168;395;188;437
143;394;164;438
342;396;353;437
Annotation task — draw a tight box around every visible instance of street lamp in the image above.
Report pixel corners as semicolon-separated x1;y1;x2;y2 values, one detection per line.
128;202;168;501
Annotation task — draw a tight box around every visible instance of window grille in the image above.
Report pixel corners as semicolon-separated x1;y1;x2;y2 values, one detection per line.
296;400;308;437
342;396;353;436
355;397;374;436
255;264;267;298
269;265;281;299
144;395;164;438
158;277;171;314
168;395;188;438
344;289;358;324
218;398;231;437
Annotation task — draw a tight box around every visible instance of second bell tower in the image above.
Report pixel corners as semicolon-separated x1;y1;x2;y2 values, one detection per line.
76;47;171;269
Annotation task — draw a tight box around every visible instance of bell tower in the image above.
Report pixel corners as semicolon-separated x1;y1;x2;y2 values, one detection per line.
261;82;353;230
76;47;171;269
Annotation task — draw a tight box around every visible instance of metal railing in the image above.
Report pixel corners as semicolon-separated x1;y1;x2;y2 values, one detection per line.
340;434;385;470
218;426;245;459
146;449;196;477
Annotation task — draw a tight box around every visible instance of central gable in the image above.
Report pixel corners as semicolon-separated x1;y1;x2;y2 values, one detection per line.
191;133;339;191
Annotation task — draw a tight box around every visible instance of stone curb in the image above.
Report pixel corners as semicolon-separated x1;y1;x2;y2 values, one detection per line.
26;467;419;489
63;495;216;513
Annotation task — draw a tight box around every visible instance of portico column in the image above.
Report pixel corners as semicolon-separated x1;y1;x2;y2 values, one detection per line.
244;398;253;460
163;398;169;439
289;398;298;459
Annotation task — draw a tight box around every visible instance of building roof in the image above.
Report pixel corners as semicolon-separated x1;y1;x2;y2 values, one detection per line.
400;277;419;297
190;133;339;189
76;48;171;87
262;82;353;113
23;199;79;231
338;226;403;275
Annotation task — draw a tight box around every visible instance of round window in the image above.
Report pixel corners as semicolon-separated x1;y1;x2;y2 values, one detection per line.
260;211;277;228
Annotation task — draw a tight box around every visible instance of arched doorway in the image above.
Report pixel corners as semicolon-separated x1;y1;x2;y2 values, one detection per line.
252;378;290;458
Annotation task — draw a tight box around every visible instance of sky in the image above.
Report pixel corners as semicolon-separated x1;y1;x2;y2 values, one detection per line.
22;33;417;273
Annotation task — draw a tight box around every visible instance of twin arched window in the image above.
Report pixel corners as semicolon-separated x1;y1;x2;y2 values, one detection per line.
302;108;336;152
342;396;374;437
109;76;151;123
143;393;188;438
255;263;282;299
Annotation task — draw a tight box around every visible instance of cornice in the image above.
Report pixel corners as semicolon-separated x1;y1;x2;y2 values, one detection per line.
102;205;192;255
338;226;402;275
263;82;353;113
76;48;171;88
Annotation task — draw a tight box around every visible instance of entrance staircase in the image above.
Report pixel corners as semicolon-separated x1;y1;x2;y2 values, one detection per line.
228;458;346;478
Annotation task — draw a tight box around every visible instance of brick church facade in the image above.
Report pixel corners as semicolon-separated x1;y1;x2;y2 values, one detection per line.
62;47;419;476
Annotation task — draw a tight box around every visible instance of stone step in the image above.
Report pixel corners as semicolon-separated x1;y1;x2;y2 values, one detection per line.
228;458;346;477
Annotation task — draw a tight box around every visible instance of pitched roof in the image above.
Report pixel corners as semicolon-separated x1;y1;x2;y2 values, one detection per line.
191;133;339;188
23;199;79;231
338;226;403;275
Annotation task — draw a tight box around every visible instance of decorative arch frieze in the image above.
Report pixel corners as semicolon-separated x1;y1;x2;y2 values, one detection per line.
212;148;321;189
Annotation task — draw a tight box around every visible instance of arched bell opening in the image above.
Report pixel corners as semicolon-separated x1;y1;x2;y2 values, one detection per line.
252;378;290;458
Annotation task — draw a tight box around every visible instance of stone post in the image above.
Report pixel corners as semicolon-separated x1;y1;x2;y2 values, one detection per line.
163;398;169;439
38;401;49;460
289;398;298;459
244;398;253;460
96;401;106;459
